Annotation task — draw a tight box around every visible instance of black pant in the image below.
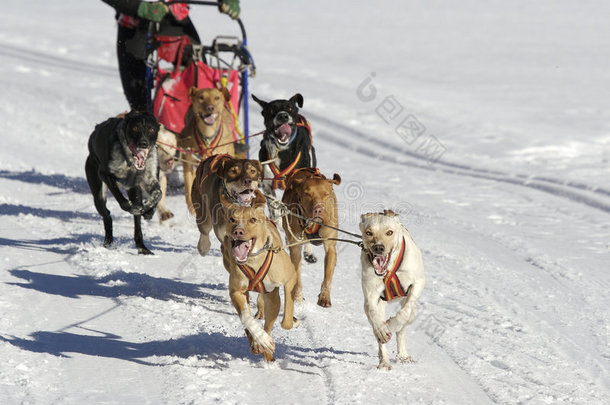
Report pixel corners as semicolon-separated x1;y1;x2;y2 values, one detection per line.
116;20;201;112
117;25;149;111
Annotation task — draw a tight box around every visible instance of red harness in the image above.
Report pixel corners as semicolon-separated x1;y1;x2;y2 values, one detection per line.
196;118;224;158
196;153;231;190
369;238;409;301
237;249;274;294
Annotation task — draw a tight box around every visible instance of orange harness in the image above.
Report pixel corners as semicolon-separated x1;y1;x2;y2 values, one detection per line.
369;238;409;301
237;249;274;294
268;116;312;190
196;153;231;190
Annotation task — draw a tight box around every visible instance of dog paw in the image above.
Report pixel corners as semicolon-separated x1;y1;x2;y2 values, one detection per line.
158;210;174;222
143;207;155;220
386;316;404;333
397;354;414;364
262;351;275;363
303;252;317;263
137;246;154;255
377;361;392;371
252;333;275;354
128;205;144;215
254;310;264;320
374;324;392;344
317;291;332;308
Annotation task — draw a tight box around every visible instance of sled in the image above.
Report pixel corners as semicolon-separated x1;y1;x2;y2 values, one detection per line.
146;0;256;157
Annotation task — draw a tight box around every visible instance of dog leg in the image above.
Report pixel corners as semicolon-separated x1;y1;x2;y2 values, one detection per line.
254;293;265;320
128;188;153;255
182;160;196;215
280;268;297;330
365;296;392;345
86;156;114;247
99;171;141;215
230;287;275;355
262;288;281;362
377;343;392;370
303;242;317;263
288;243;304;302
386;283;423;333
396;325;414;364
317;240;337;308
156;171;174;222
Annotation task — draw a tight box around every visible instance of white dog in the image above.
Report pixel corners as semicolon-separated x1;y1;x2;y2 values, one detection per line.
359;210;425;370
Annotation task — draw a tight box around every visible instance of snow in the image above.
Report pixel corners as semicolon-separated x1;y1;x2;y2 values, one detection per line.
1;0;609;404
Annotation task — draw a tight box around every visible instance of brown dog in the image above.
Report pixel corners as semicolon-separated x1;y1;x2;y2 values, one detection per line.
156;125;177;222
178;87;236;214
220;191;298;362
192;154;263;256
282;168;342;307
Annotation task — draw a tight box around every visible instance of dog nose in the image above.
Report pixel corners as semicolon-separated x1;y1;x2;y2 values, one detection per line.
206;104;215;113
137;139;149;149
372;244;385;255
233;227;245;239
277;111;289;121
313;205;324;218
243;178;252;187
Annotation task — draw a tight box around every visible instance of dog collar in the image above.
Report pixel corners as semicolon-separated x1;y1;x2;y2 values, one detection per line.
196;116;223;155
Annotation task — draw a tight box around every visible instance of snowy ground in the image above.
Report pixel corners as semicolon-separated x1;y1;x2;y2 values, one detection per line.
1;1;609;404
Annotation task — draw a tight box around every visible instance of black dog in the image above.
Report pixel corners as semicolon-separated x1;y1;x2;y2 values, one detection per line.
252;93;316;217
85;111;161;254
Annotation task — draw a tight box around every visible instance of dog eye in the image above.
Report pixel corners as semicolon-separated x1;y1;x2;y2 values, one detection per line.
249;217;257;224
215;95;220;101
132;126;137;132
365;231;373;237
229;217;237;224
386;230;393;236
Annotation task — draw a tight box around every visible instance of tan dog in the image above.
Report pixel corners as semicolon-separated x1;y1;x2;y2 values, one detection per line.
359;210;425;370
282;168;341;307
178;87;236;214
191;154;263;256
156;125;177;222
220;191;298;362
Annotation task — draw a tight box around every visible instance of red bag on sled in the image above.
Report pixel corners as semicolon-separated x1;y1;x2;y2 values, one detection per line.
152;36;240;136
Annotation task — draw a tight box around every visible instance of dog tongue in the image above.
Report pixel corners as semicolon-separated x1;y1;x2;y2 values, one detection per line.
233;240;251;262
373;256;387;275
276;123;292;139
204;113;218;125
129;145;149;171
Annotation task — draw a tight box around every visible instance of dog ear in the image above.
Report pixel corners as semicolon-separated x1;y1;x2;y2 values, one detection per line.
252;189;267;209
330;173;341;185
382;209;399;217
188;87;198;100
221;87;231;103
251;94;268;110
290;93;304;108
252;160;263;177
214;157;229;179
